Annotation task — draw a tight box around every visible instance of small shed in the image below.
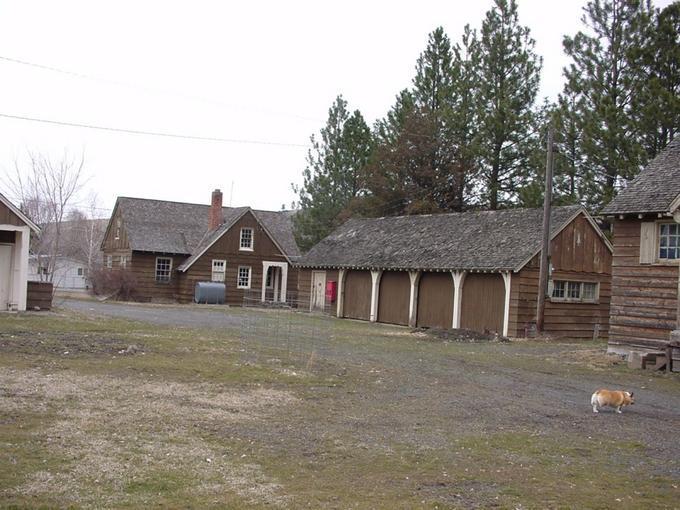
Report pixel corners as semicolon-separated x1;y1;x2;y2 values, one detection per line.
0;192;40;311
296;205;613;339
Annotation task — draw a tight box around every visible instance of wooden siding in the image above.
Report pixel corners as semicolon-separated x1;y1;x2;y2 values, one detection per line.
511;215;612;339
127;252;184;302
298;269;313;309
461;273;505;333
102;205;131;254
343;270;371;320
0;231;16;243
608;218;678;351
0;201;26;227
177;211;293;305
417;272;453;329
378;271;410;326
297;268;338;311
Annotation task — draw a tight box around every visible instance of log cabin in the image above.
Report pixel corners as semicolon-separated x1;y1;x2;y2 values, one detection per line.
101;189;301;304
0;192;40;311
296;205;612;338
601;138;680;360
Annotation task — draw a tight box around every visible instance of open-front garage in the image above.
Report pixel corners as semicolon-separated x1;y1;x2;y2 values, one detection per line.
377;271;410;326
461;273;505;333
343;270;371;320
297;205;612;338
417;272;453;329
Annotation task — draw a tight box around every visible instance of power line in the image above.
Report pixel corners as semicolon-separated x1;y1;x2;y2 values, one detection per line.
0;112;309;148
0;55;324;124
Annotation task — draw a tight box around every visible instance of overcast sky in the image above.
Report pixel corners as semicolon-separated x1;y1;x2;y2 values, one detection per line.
0;0;673;218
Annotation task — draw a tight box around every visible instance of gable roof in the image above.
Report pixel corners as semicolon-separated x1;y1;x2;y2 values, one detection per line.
297;205;604;272
110;197;301;260
601;138;680;215
0;192;40;233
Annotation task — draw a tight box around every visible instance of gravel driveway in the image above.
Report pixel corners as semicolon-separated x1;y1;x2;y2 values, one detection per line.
56;298;680;503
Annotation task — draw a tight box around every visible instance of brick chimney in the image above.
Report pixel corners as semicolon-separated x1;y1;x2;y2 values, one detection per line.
208;189;223;230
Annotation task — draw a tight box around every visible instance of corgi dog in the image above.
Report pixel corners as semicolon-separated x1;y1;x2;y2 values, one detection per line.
591;389;634;413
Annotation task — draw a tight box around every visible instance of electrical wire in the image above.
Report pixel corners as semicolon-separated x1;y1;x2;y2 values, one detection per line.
0;113;309;148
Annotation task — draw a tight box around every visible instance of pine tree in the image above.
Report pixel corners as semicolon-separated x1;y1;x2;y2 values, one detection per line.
632;2;680;158
562;0;653;208
476;0;543;209
292;96;373;251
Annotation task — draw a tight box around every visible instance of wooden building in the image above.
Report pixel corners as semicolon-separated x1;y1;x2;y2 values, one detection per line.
297;205;612;338
601;138;680;357
101;190;300;304
0;192;40;311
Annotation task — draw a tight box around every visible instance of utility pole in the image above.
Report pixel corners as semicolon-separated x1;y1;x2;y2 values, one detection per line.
536;125;554;333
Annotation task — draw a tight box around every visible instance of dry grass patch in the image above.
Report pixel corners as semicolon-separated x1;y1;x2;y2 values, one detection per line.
1;366;296;508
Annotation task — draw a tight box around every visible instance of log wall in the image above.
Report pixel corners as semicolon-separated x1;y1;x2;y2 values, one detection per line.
608;218;678;352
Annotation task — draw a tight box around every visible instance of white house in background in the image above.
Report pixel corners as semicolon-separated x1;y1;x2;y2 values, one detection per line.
28;256;90;292
0;192;40;311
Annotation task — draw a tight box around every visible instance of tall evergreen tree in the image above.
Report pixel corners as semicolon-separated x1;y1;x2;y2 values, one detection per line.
562;0;653;209
365;27;481;215
292;96;373;251
476;0;543;209
632;2;680;158
449;25;482;209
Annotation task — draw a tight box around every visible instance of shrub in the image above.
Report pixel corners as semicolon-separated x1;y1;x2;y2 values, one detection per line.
89;268;139;301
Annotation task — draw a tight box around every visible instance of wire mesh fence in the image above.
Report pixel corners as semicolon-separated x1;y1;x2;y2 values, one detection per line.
239;290;338;371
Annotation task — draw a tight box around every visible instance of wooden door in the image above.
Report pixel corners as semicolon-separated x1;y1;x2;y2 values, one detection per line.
378;271;410;325
460;273;505;333
311;271;326;310
0;244;13;309
343;270;371;320
416;272;454;329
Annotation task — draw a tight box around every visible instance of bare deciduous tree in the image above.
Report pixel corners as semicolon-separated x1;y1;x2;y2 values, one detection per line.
4;150;85;283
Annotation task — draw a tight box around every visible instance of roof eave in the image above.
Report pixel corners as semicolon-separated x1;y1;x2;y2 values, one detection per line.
0;192;41;233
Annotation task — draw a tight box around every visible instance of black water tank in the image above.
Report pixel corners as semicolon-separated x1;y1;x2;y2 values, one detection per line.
194;282;225;304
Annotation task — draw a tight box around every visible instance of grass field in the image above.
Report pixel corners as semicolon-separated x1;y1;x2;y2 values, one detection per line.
1;304;679;509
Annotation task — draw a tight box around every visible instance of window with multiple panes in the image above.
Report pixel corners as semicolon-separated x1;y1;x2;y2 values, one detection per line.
659;223;679;260
120;255;127;269
265;266;274;288
106;255;113;268
77;267;84;276
237;266;251;289
551;280;598;303
155;257;172;282
239;228;253;250
212;259;226;282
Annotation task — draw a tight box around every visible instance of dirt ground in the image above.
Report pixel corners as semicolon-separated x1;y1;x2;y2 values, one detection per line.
1;300;679;508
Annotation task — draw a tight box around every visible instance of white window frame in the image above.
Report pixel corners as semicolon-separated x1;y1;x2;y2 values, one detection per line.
106;255;113;269
549;279;599;304
77;267;84;276
237;266;252;289
120;255;128;269
212;259;226;282
658;221;679;262
155;256;172;283
239;227;254;251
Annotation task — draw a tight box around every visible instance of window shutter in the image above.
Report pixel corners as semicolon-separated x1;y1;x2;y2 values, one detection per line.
639;222;656;264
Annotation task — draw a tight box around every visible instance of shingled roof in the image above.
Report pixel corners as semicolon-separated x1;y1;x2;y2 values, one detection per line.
112;197;300;260
601;138;680;215
297;205;598;272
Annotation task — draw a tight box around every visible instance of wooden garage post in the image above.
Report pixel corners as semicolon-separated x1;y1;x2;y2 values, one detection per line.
502;272;512;337
336;269;346;318
451;270;466;328
369;270;383;322
408;270;421;328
